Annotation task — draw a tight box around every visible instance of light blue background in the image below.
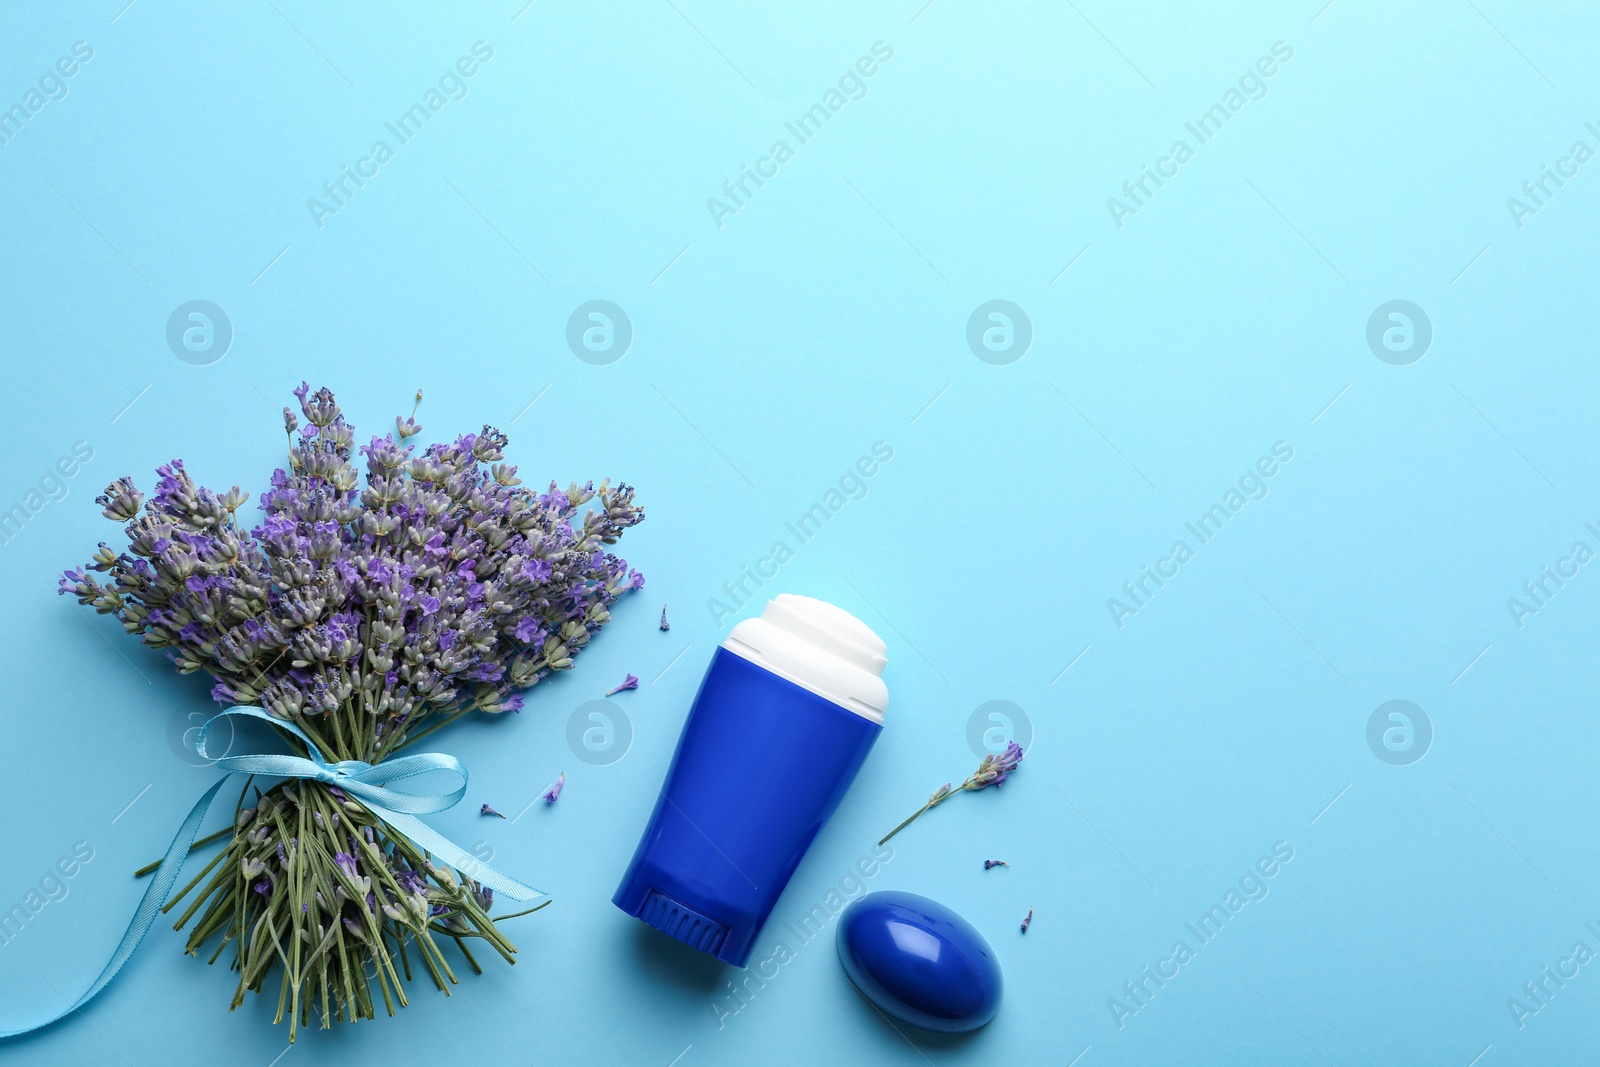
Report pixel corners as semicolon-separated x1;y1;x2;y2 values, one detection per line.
2;1;1597;1064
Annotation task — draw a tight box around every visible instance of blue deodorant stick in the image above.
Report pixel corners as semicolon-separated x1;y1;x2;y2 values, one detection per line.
613;594;888;966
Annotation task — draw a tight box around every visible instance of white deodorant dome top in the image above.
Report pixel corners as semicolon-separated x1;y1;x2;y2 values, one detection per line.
723;595;889;723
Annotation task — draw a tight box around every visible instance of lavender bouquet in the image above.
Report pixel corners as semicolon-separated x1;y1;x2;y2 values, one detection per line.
58;385;642;1037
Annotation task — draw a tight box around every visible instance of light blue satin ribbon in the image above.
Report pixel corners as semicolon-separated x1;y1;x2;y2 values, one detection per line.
2;705;543;1039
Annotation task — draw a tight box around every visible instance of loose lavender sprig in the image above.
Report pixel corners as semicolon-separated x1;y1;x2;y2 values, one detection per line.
877;742;1024;846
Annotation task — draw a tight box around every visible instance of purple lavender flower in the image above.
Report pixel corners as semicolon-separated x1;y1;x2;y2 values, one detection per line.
480;804;505;818
604;674;639;697
984;860;1010;870
541;772;565;804
95;477;143;521
967;741;1025;789
60;383;644;739
397;868;428;896
659;604;670;631
1020;908;1033;934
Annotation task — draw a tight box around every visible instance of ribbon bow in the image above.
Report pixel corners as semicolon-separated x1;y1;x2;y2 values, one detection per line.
2;705;542;1039
197;706;538;900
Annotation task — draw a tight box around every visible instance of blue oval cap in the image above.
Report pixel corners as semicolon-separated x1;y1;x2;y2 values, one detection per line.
836;890;1003;1033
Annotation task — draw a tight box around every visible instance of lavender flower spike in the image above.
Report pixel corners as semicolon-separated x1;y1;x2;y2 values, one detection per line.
542;772;565;804
965;741;1025;790
878;743;1026;845
605;674;639;697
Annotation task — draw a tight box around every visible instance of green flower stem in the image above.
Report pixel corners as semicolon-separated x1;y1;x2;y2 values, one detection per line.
133;826;232;878
245;905;289;992
449;934;482;975
389;927;411;987
491;901;552;923
382;707;471;759
412;924;449;992
273;951;290;1031
317;945;332;1029
445;890;517;962
226;775;253;980
293;717;338;764
162;839;232;918
374;933;401;1014
287;796;310;1041
205;927;233;966
186;881;237;948
878;790;955;846
877;769;999;846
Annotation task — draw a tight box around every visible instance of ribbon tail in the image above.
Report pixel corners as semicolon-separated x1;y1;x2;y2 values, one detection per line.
379;811;546;903
1;776;233;1039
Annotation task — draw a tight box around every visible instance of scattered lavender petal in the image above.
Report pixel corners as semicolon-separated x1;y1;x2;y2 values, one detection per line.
541;772;565;804
605;673;639;697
